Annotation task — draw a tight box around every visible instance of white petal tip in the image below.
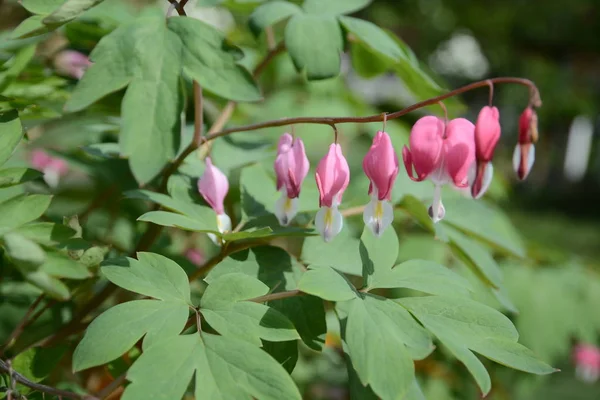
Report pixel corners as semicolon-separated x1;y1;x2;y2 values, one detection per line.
275;194;297;227
428;203;445;223
315;206;343;242
363;199;394;237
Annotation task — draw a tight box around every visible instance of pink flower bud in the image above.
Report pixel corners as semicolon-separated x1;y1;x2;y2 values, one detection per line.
30;149;69;188
402;116;475;223
53;50;92;80
315;143;350;208
315;143;350;242
513;107;537;181
363;131;399;201
362;131;398;236
574;343;600;383
197;157;229;215
273;133;309;226
475;106;501;162
274;133;310;199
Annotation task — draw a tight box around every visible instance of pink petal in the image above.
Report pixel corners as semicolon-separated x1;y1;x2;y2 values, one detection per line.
407;116;444;180
274;134;309;198
475;106;501;162
197;157;229;214
30;150;52;170
315;143;350;207
444;118;475;187
363;131;399;200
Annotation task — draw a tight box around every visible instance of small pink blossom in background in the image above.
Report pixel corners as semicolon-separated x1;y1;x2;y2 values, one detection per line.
53;50;92;80
573;343;600;383
185;248;204;266
30;149;69;188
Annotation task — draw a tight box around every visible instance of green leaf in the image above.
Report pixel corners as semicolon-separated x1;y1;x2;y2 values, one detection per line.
125;189;215;221
441;197;526;258
0;45;37;92
122;333;302;400
206;246;326;351
299;266;357;301
167;16;261;102
0;194;53;236
40;251;91;279
137;211;219;233
0;110;23;166
301;228;362;276
12;222;76;246
102;253;191;304
249;1;302;36
79;246;109;268
445;225;503;288
221;227;274;241
370;260;471;296
2;233;46;271
303;0;371;15
43;0;106;25
73;299;189;372
469;338;556;375
21;0;64;14
359;225;399;282
344;296;416;400
11;346;67;385
23;270;70;300
10;16;52;39
340;17;405;62
262;340;298;374
285;15;343;80
399;296;554;394
65;11;183;184
0;168;43;188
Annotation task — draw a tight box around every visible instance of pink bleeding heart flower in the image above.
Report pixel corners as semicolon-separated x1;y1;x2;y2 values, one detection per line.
197;157;231;240
362;131;399;236
274;133;310;226
315;143;350;242
470;106;501;199
30;149;69;188
574;343;600;383
53;50;92;80
513;106;538;181
402;116;475;223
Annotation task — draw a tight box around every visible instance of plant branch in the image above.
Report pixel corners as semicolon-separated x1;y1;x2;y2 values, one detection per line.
204;77;541;141
95;372;126;400
0;359;98;400
248;289;303;303
193;81;203;146
0;295;44;357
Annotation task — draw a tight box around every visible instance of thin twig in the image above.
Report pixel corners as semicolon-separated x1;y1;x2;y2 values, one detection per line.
1;295;44;356
95;372;126;400
248;289;303;303
193;82;203;146
204;77;541;141
0;359;98;400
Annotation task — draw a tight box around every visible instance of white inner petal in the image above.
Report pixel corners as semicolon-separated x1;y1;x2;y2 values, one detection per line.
363;197;394;237
43;168;60;189
315;206;343;242
512;144;521;175
429;185;445;223
473;163;494;200
275;191;298;226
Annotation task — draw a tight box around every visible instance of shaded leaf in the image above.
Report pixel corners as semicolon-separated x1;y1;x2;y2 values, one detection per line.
137;210;219;233
73;299;189;372
122;333;302;400
303;0;371;15
0;194;52;236
340;17;405;62
249;1;302;36
102;252;191;304
13;222;76;246
285;15;343;80
0;110;23;166
43;0;106;25
2;233;46;271
0;168;43;188
40;251;91;279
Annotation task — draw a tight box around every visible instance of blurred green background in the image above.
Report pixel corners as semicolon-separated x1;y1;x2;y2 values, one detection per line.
1;0;600;399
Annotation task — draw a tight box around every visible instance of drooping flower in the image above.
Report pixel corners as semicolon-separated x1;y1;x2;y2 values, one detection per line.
315;143;350;242
402;116;475;223
274;133;310;226
30;149;69;188
513;106;538;180
53;50;92;80
470;106;501;199
362;131;399;236
197;157;231;240
573;343;600;383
